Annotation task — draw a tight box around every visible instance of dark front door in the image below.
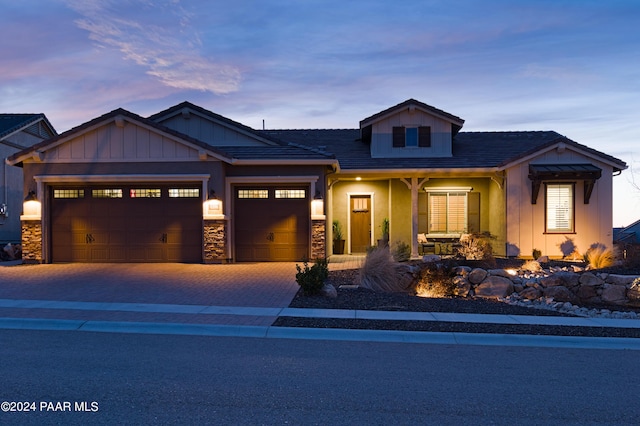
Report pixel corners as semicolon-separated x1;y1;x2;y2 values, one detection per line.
350;195;371;253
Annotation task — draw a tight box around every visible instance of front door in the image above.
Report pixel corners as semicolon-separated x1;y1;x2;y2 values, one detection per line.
350;195;371;253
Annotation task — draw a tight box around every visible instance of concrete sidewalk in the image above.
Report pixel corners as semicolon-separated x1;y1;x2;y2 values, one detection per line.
2;258;640;349
1;297;640;350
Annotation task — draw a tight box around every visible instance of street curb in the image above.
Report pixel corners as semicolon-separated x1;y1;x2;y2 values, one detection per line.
2;317;640;350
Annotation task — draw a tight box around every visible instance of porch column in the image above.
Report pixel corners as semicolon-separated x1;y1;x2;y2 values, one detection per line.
401;177;425;258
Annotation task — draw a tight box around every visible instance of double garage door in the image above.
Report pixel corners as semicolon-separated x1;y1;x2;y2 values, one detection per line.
51;185;202;263
234;186;309;262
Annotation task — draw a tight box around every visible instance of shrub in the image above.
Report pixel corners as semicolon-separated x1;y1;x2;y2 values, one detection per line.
295;258;329;295
521;260;542;272
391;240;411;262
532;248;542;260
458;233;494;261
413;261;456;298
357;247;404;292
585;243;616;269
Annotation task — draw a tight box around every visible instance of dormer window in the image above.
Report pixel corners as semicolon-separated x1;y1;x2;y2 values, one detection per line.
392;126;431;148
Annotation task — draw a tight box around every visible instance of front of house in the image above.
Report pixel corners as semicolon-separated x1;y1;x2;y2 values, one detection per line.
7;99;627;263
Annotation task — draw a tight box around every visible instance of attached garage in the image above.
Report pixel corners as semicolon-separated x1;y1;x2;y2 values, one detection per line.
9;104;332;264
234;186;310;262
50;185;202;262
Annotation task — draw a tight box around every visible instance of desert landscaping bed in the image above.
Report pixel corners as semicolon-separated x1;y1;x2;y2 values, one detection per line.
273;259;640;337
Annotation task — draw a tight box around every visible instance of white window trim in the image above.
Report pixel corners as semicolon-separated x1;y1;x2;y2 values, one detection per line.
545;182;575;233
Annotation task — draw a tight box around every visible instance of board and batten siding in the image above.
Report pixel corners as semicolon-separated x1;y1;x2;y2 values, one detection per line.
41;122;203;163
159;114;267;147
370;110;452;158
505;149;614;259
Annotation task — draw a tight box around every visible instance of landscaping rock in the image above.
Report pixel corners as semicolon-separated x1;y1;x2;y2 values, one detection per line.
606;275;636;286
543;286;578;303
453;276;471;297
475;276;514;298
579;272;604;286
540;271;580;288
320;283;338;298
487;269;513;278
601;284;627;305
576;285;598;300
520;286;542;300
468;268;488;285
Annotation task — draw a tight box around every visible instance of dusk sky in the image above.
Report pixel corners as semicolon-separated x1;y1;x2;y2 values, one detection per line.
1;0;638;226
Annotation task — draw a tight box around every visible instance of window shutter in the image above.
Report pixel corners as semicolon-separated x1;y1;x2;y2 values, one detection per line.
392;126;405;147
418;126;431;147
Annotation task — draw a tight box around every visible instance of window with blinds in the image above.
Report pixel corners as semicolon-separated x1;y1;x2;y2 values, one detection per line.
546;183;574;232
428;192;467;234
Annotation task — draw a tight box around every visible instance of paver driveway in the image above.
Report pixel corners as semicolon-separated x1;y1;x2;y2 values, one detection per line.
0;263;300;306
0;263;302;326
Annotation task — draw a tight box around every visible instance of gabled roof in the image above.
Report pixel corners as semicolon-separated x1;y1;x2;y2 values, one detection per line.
359;99;465;135
6;106;336;167
263;129;627;173
6;108;235;166
0;113;56;145
148;101;285;146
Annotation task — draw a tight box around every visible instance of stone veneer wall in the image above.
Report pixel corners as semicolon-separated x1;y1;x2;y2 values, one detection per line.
311;220;326;260
203;220;228;263
21;220;42;263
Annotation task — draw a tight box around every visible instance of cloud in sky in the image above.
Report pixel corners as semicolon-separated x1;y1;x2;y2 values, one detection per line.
1;0;639;225
65;0;241;94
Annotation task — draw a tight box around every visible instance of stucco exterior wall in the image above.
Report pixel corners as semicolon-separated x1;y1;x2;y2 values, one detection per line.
505;150;615;259
330;180;389;253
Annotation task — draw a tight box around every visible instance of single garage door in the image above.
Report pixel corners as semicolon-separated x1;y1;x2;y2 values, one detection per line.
234;187;309;262
51;185;202;262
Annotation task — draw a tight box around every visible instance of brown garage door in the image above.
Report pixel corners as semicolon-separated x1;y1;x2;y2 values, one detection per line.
234;187;309;262
51;186;202;263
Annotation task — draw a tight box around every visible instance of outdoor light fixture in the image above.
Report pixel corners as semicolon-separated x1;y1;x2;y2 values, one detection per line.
24;190;37;202
203;188;223;219
311;190;325;220
21;190;41;220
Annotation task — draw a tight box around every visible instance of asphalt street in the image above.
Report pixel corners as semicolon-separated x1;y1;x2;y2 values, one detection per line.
1;329;639;425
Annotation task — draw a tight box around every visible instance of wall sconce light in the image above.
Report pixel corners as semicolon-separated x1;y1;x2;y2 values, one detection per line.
24;190;37;202
311;190;325;219
22;190;41;220
0;203;7;217
203;189;223;219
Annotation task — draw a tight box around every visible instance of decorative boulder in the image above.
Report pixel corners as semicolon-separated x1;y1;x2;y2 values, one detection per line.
540;272;580;289
475;276;514;298
468;268;488;285
519;286;542;300
601;284;627;305
487;269;513;278
453;276;471;297
579;272;604;286
606;275;636;286
320;283;338;299
542;286;578;303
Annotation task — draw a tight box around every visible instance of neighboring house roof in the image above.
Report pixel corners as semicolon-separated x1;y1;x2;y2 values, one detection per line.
0;113;57;148
262;129;627;173
613;219;640;244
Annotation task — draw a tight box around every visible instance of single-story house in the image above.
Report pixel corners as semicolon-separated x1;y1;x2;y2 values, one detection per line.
0;114;56;244
7;99;627;263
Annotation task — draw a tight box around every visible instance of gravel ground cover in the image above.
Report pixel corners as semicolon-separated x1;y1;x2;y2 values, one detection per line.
273;262;640;338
